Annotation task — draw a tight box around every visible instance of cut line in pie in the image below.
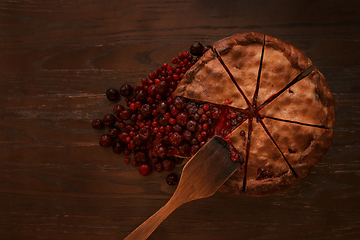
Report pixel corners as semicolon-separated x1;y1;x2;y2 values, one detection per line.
174;32;335;196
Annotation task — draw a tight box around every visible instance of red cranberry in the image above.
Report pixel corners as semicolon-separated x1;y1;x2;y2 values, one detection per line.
99;134;113;148
106;88;120;101
194;114;202;122
166;173;179;185
129;103;137;110
132;133;144;146
190;42;204;56
169;132;183;146
120;84;133;97
176;112;189;126
159;126;165;133
202;104;210;111
178;143;190;156
92;119;103;129
173;96;185;109
124;148;131;155
119;109;132;120
187;104;198;114
159;117;168;126
164;112;171;120
147;84;157;96
162;158;176;171
157;146;168;158
183;130;192;141
139;128;152;141
134;150;147;163
135;88;148;102
156;80;169;95
112;141;126;154
157;101;170;115
186;120;197;132
138;163;152;176
140;104;152;118
118;131;129;142
172;124;183;133
169;118;176;125
103;114;116;127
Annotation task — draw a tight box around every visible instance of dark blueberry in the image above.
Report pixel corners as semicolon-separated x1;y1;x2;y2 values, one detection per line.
190;42;204;56
103;114;117;127
99;134;113;148
202;45;212;54
109;126;121;138
106;88;120;101
112;141;126;154
120;84;133;97
166;173;179;185
92;119;103;129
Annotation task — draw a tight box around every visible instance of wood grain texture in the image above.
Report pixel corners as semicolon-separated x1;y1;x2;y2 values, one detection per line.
0;0;359;239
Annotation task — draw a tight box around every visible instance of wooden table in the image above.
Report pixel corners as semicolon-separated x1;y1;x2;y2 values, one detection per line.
1;0;359;239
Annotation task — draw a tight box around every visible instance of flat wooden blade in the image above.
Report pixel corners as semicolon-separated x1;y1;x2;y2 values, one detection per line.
175;136;241;201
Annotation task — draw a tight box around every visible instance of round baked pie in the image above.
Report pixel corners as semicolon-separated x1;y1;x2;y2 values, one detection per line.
174;32;335;196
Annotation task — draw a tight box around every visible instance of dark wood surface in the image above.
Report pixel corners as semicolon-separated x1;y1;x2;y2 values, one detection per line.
1;0;359;239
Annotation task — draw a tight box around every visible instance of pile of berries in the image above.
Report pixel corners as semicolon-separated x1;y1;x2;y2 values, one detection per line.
92;42;244;185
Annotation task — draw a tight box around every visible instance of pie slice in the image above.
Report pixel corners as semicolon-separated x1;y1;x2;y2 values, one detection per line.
174;32;335;196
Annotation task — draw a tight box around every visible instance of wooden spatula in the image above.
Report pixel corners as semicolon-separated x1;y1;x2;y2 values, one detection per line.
124;135;241;240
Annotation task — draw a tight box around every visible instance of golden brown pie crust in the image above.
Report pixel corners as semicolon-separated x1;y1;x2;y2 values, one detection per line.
174;32;335;196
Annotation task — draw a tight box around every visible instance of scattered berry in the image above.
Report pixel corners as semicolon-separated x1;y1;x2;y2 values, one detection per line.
120;84;133;97
103;114;116;127
113;141;126;154
124;157;131;164
139;163;152;176
166;173;179;185
106;88;120;101
92;119;103;129
99;134;113;148
190;42;204;56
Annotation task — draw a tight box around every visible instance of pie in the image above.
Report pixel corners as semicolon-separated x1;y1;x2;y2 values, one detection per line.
174;32;335;196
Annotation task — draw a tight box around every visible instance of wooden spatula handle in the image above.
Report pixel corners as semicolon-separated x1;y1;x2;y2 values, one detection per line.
124;197;183;240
